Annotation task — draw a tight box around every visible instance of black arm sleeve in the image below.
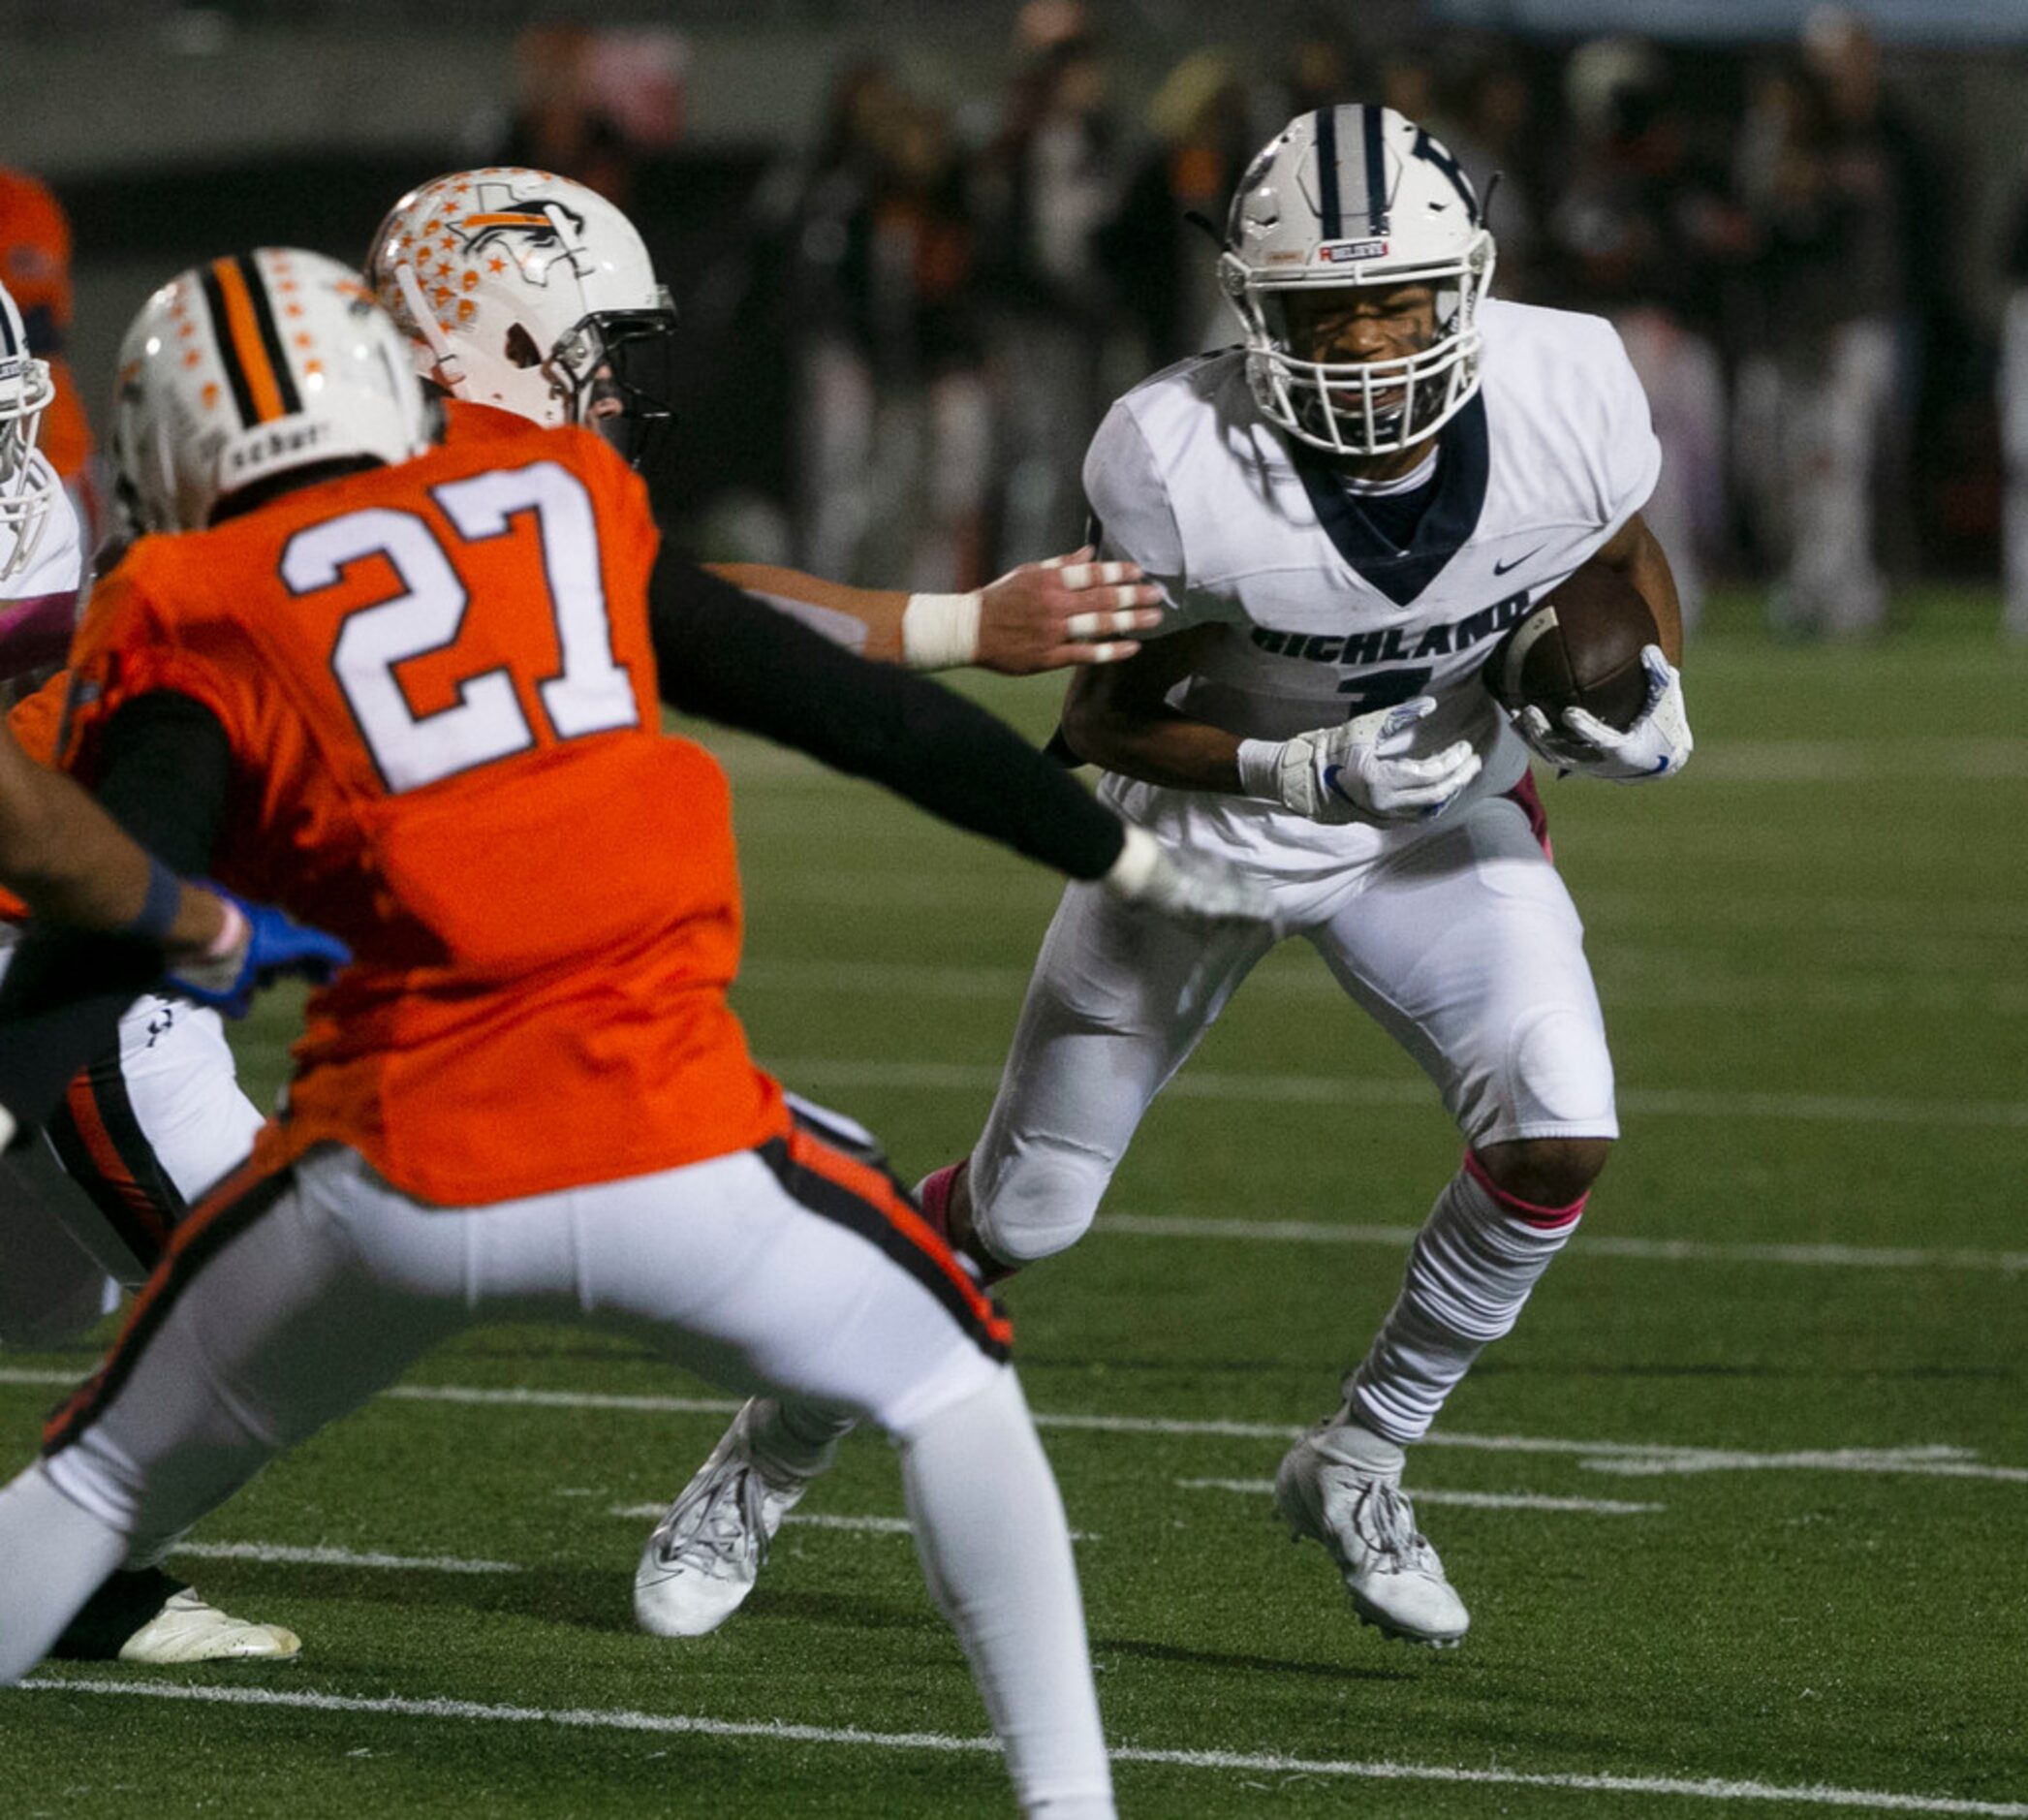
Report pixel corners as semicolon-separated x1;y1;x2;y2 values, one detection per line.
0;691;233;1129
647;551;1126;882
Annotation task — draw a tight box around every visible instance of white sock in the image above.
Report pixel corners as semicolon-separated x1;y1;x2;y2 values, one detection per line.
898;1369;1114;1820
1348;1159;1585;1446
0;1463;130;1681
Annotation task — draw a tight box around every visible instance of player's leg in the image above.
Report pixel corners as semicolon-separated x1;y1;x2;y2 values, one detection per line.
34;989;282;1664
0;1151;467;1680
0;1151;118;1346
632;1095;882;1636
640;878;1275;1639
2004;292;2028;641
1277;791;1616;1646
579;1136;1112;1818
966;873;1277;1267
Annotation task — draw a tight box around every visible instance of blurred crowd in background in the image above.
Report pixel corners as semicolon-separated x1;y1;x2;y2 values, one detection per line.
9;0;2028;638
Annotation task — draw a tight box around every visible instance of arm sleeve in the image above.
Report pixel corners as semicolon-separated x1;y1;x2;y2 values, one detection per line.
647;553;1126;882
0;691;233;1129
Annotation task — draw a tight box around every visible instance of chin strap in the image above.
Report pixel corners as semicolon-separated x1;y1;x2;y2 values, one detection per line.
390;259;467;396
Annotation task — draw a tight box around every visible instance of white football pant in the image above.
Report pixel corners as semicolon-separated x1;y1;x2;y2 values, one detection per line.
5;1139;1113;1816
969;791;1616;1266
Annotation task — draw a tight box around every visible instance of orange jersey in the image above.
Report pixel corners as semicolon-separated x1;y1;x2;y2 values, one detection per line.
0;672;69;924
64;417;788;1204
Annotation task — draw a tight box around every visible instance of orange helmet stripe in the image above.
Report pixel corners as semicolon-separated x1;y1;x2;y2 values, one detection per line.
205;255;293;424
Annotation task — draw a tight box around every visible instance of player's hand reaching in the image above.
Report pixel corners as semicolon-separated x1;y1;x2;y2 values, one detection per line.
1239;696;1482;826
167;888;353;1018
1541;646;1692;783
905;547;1168;673
1102;825;1276;928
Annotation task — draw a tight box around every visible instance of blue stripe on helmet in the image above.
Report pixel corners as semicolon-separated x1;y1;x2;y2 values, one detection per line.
1314;107;1341;239
1363;106;1390;235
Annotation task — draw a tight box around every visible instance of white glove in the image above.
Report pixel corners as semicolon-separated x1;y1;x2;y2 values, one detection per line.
1236;696;1482;826
1102;824;1275;927
1526;645;1692;783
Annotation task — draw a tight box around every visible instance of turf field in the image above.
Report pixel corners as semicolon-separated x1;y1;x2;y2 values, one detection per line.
4;589;2025;1817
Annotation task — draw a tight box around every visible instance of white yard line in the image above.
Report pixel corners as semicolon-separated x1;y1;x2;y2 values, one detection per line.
765;1056;2028;1131
1175;1478;1664;1515
3;1370;2019;1487
1098;1214;2028;1274
15;1679;2027;1816
607;1503;1097;1541
169;1541;518;1575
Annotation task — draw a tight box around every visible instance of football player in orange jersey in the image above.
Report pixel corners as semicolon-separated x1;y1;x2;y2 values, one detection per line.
0;251;1269;1816
366;167;1165;675
2;272;323;1666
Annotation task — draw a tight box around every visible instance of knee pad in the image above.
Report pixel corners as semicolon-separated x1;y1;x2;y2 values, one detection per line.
1503;1004;1616;1134
968;1133;1110;1267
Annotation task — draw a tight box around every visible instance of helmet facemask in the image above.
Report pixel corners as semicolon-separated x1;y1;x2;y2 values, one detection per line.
1224;240;1494;458
0;342;56;582
548;298;679;467
1219;105;1498;459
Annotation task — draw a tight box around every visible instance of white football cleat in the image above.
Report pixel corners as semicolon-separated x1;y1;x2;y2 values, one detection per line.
634;1399;809;1639
117;1588;302;1665
1272;1425;1470;1647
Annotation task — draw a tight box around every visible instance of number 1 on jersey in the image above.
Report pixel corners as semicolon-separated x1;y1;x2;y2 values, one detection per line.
283;460;637;795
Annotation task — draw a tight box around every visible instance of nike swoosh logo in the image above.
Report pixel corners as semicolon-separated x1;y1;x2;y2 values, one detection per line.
1322;764;1351;802
1492;546;1546;577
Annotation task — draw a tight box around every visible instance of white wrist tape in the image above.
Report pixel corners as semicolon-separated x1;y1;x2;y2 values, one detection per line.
901;591;983;672
1101;823;1162;897
1233;737;1288;803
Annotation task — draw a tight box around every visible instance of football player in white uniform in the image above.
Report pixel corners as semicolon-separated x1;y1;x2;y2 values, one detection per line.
365;168;1163;673
640;105;1693;1651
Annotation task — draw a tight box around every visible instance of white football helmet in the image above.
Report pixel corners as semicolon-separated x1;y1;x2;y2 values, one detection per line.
366;169;676;459
1221;105;1495;456
111;248;434;536
0;279;57;581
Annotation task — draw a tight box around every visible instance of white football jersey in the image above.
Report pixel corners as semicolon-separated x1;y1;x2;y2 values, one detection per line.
1085;298;1660;870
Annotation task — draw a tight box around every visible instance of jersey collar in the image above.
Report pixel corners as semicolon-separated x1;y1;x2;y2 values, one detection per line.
1288;390;1490;608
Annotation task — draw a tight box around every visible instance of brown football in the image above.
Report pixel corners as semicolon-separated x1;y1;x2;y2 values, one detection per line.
1483;565;1658;734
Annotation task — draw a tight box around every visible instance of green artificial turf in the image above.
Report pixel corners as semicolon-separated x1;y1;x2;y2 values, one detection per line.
3;591;2023;1816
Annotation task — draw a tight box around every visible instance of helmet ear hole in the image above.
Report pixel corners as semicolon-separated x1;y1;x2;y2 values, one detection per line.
504;325;545;369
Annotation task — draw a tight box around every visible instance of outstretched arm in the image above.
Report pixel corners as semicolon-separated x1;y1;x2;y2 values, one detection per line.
0;714;229;953
649;553;1269;924
706;547;1165;675
655;553;1127;878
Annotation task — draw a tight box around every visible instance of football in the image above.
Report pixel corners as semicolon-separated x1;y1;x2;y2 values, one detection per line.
1483;565;1659;734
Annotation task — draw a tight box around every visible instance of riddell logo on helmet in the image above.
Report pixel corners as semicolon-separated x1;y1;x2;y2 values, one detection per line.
1318;240;1389;263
